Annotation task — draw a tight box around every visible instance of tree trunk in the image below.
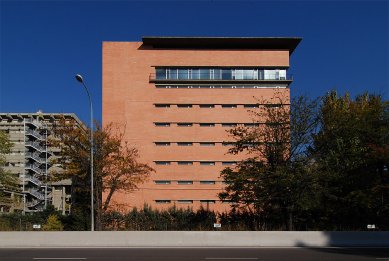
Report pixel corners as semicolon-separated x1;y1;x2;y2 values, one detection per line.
103;187;116;212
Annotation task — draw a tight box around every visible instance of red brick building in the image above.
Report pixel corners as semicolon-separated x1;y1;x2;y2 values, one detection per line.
102;37;301;212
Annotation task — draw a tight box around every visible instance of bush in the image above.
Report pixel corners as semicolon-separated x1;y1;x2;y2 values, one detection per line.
42;214;64;231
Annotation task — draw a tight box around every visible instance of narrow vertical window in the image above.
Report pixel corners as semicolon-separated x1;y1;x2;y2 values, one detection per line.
178;69;189;80
199;69;210;80
192;69;200;79
169;68;177;80
213;69;221;80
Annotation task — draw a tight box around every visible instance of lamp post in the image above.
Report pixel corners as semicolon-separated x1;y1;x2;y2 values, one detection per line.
75;74;94;231
44;126;48;209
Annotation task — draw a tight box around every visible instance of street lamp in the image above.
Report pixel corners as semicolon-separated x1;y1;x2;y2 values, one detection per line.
75;74;94;231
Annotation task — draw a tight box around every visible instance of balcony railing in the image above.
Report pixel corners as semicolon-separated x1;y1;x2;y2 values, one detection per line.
149;73;293;83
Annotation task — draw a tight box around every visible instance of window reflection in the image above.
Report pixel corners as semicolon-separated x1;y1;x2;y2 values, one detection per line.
199;69;210;79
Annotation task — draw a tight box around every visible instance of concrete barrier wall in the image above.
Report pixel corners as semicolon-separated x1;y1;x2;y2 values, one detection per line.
0;231;388;248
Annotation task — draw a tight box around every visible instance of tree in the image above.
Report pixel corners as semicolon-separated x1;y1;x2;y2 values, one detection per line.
50;118;154;230
219;94;320;230
0;131;19;210
310;91;389;230
0;204;60;231
42;214;64;231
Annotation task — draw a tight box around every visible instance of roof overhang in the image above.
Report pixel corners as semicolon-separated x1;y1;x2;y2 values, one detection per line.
142;37;302;54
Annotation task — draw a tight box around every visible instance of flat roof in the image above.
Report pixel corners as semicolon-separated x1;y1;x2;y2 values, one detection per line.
142;37;302;54
0;113;85;127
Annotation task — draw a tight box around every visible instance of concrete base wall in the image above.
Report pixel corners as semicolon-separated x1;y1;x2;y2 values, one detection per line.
0;231;388;248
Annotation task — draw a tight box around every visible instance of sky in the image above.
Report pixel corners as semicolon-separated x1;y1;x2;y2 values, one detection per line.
0;0;388;125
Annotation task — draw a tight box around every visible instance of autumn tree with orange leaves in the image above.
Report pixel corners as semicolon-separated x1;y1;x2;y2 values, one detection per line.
50;119;153;230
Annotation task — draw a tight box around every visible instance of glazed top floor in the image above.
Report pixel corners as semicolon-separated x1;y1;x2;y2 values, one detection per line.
102;37;301;68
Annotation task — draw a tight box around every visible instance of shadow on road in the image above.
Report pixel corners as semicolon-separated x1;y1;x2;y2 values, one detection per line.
295;231;389;259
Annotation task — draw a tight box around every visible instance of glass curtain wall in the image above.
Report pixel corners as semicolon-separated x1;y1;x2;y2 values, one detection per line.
155;68;287;80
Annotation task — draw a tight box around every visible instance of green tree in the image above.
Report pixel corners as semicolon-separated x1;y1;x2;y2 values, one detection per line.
311;91;389;230
42;214;64;231
0;131;19;210
0;204;61;231
219;94;319;230
50;118;154;231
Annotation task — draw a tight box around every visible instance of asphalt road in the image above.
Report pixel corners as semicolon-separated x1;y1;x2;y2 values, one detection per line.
0;248;388;261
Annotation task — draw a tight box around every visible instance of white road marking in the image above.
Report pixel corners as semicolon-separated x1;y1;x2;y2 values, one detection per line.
33;257;87;260
5;246;387;249
205;257;258;260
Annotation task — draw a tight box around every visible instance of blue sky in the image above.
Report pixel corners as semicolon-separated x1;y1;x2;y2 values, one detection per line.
1;0;388;125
